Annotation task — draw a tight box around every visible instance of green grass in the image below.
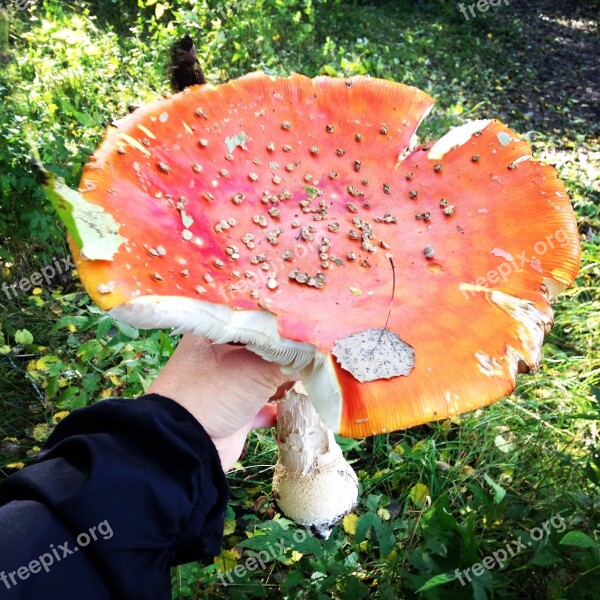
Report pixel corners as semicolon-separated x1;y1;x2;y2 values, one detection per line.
1;0;598;598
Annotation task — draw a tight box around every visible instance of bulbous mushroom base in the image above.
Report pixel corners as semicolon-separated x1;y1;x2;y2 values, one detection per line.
272;383;359;539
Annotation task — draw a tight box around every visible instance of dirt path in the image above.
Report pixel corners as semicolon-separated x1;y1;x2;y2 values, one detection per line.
494;0;599;139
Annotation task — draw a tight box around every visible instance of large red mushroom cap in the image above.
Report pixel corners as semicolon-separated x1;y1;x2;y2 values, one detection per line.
46;73;580;437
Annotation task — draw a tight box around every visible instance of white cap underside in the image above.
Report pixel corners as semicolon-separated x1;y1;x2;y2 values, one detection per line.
110;296;344;431
427;119;493;160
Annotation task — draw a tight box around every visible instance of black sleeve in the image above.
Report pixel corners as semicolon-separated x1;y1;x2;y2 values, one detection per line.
0;393;230;600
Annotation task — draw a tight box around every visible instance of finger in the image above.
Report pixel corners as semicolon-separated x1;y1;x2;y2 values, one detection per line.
180;333;211;349
251;403;277;429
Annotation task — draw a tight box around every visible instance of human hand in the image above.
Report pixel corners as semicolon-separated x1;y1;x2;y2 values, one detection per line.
148;334;294;471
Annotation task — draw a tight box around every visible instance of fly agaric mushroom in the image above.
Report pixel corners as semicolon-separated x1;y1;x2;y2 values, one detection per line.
39;72;580;537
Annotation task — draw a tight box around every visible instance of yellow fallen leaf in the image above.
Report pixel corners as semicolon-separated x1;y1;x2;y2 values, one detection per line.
223;520;236;536
441;419;452;431
7;462;25;470
377;507;391;521
411;440;428;453
213;548;240;572
32;423;52;443
343;512;359;535
36;355;59;372
409;483;430;507
281;549;303;565
32;287;43;295
52;411;70;424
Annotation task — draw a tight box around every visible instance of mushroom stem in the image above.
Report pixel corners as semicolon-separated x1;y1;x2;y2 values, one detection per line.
272;382;359;538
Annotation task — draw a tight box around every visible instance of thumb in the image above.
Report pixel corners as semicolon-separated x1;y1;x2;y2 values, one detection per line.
251;403;277;429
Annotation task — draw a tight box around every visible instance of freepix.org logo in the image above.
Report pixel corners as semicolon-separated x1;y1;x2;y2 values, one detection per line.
455;514;567;585
0;520;113;590
1;256;75;299
458;0;511;22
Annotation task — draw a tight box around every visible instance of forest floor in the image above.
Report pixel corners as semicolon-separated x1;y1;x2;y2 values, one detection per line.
494;0;599;137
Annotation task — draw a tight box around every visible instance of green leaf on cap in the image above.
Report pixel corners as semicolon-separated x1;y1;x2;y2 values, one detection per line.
225;131;248;154
33;159;124;261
